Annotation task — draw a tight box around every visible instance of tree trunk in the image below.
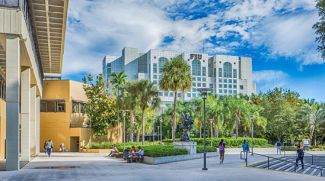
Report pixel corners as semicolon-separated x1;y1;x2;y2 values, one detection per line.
215;124;218;138
142;111;145;145
236;117;239;139
117;87;120;143
130;111;134;142
313;128;317;146
173;90;177;142
136;129;140;142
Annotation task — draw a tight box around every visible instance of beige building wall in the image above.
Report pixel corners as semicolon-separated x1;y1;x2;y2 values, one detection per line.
0;99;6;159
40;80;121;152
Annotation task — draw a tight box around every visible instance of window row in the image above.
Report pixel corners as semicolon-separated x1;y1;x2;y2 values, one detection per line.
41;100;65;112
72;101;87;113
218;84;237;89
218;78;237;84
192;82;206;88
192;77;206;82
187;93;201;98
218;90;237;94
218;67;237;78
159;92;182;98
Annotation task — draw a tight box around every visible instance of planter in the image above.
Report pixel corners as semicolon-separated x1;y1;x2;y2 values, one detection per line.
144;152;218;165
82;149;113;153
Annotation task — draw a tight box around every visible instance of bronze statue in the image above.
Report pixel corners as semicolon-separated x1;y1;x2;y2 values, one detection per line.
180;111;194;141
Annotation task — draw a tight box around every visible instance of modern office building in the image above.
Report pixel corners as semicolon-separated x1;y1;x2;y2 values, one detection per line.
40;80;121;153
103;47;256;104
0;0;68;170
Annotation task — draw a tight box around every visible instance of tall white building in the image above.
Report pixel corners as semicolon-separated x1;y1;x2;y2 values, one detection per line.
103;47;256;104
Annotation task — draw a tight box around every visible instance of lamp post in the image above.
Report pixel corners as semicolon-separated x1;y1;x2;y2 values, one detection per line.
121;110;129;150
210;119;213;147
157;126;160;142
250;114;255;156
89;117;92;149
197;88;213;171
153;119;155;143
160;117;163;141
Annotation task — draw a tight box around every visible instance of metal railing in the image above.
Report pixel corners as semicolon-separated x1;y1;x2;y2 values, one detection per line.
243;151;325;176
304;152;325;165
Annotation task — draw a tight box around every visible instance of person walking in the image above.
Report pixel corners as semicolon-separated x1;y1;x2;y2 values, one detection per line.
296;145;304;169
218;139;225;164
276;140;282;155
47;140;53;158
44;141;48;154
242;140;250;160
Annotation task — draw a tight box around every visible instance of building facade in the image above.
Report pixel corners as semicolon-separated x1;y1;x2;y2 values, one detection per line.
40;80;121;153
103;47;256;104
0;0;69;170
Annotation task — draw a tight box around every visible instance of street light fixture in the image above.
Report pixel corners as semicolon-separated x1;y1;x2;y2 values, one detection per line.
197;88;213;171
121;110;129;150
157;126;160;142
250;114;255;156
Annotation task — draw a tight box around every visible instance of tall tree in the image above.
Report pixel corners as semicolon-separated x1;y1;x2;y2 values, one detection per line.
313;0;325;60
159;56;192;142
132;80;161;145
109;71;128;142
82;74;116;136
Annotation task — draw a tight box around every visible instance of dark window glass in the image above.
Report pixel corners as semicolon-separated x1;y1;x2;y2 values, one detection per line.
223;62;232;78
80;104;86;113
47;102;56;112
40;102;47;112
56;102;65;112
72;102;79;113
192;60;201;76
159;57;168;72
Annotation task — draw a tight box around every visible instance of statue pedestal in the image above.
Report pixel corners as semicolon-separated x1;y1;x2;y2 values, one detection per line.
173;141;197;155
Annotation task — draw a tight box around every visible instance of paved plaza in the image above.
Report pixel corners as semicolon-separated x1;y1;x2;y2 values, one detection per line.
0;152;323;181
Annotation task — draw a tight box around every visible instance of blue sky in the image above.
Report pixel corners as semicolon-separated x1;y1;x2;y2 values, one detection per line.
62;0;325;102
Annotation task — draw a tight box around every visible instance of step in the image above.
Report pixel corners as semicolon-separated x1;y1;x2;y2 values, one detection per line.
269;161;289;170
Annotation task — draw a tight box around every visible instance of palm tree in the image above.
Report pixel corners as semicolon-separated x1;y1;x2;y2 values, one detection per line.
301;104;325;146
132;80;161;145
159;56;192;142
109;71;128;142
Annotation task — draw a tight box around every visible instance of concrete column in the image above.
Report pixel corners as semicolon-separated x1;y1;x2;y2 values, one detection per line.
21;68;30;161
6;35;20;171
30;86;36;157
36;96;40;155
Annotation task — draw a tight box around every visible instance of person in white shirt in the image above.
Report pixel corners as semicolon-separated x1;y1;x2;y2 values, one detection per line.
136;146;144;157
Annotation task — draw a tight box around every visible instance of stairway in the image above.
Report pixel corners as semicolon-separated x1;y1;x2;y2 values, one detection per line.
248;157;325;177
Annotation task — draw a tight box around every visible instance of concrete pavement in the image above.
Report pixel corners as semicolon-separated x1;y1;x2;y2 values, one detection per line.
0;152;323;181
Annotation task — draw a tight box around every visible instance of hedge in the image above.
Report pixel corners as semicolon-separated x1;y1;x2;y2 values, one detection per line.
163;137;269;148
197;146;217;153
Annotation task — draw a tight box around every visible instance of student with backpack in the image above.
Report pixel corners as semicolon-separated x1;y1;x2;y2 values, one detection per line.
218;139;225;164
242;140;250;159
296;145;304;169
275;140;282;155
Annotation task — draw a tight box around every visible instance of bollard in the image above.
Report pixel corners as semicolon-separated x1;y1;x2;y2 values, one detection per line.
312;155;313;165
268;157;269;169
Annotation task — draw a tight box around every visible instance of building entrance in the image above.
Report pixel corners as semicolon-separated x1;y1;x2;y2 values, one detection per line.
70;137;79;152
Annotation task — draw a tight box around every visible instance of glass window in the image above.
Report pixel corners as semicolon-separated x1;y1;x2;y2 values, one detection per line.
210;84;213;88
72;102;79;113
219;89;222;93
223;62;232;78
229;84;232;88
224;90;227;93
159;92;163;96
192;88;196;92
234;79;237;83
218;68;222;77
219;78;222;82
197;77;201;81
229;90;232;94
187;93;191;97
159;75;162;79
233;69;237;78
223;79;227;83
170;92;174;97
40;102;47;112
47;102;56;112
192;93;196;98
224;84;227;88
214;68;217;77
153;63;157;73
234;90;237;94
202;83;206;87
197;93;201;98
197;83;201;87
193;82;196;87
159;57;168;72
202;77;206;82
164;92;168;96
178;93;182;98
153;74;157;79
153;80;157;85
219;84;222;88
80;103;86;113
192;77;196;81
0;0;19;7
240;85;244;90
234;85;237;89
192;60;201;76
202;67;206;76
57;101;65;112
228;79;232;83
208;63;212;67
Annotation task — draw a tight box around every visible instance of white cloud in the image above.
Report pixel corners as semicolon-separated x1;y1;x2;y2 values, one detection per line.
253;70;288;91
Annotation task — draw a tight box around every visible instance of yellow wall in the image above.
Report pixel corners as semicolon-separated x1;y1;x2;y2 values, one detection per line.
40;80;121;152
0;99;6;159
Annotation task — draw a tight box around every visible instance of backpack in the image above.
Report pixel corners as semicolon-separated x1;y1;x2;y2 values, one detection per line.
298;149;304;158
219;143;224;151
46;142;50;149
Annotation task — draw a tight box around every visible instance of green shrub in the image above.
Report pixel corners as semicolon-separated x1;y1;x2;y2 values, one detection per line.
197;146;217;153
282;146;296;151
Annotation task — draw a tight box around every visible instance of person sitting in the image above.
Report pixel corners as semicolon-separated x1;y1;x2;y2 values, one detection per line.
136;146;144;158
130;146;137;156
108;145;119;157
60;143;68;152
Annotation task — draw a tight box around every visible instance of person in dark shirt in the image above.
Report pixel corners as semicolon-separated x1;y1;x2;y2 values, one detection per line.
296;145;304;169
276;140;282;155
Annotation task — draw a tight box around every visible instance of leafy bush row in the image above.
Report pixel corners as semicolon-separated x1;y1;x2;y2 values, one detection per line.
197;146;217;153
163;137;269;147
